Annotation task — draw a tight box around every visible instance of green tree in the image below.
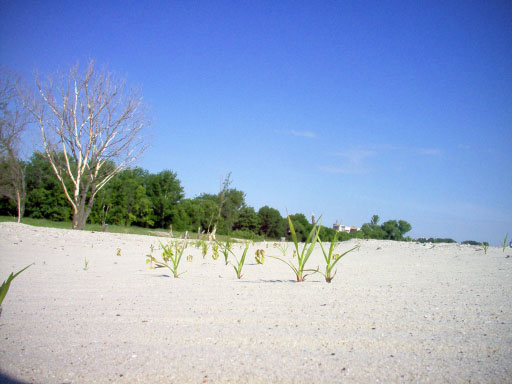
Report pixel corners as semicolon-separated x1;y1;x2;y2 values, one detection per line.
97;168;150;226
24;152;72;221
146;170;184;229
258;206;284;239
233;206;260;232
398;220;412;237
381;220;402;240
361;223;387;239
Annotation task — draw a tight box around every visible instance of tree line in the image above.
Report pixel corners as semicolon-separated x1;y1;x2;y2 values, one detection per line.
0;151;418;242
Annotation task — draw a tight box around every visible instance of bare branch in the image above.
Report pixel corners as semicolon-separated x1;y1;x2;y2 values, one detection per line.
23;60;150;229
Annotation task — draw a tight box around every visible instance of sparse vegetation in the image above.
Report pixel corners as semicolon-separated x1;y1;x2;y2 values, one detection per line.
217;238;232;265
229;242;250;279
0;263;33;317
201;240;209;259
146;240;188;278
268;216;321;282
318;230;359;283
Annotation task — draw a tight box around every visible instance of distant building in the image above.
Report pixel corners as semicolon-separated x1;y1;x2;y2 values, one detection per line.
333;221;360;233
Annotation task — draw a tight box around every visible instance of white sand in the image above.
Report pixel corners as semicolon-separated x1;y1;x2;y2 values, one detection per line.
0;222;511;383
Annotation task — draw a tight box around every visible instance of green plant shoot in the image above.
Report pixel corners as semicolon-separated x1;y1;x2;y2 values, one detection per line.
201;240;209;259
146;240;187;278
273;242;289;258
229;242;250;279
217;238;232;265
318;230;359;283
268;215;321;282
84;257;89;270
482;242;489;254
504;234;509;252
0;263;33;317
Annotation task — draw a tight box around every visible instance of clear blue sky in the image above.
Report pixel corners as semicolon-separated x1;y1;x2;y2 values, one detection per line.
1;0;511;244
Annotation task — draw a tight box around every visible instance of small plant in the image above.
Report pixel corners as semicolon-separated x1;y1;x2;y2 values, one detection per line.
229;242;250;279
146;254;153;268
273;242;290;258
255;249;265;264
146;240;187;278
116;248;122;257
318;231;359;283
186;255;193;262
482;242;489;254
268;216;321;282
218;238;232;265
201;240;209;259
150;244;154;253
84;257;89;270
0;264;33;317
503;234;509;252
212;243;220;260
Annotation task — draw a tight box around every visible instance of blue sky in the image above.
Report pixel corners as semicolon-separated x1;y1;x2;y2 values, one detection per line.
1;0;511;244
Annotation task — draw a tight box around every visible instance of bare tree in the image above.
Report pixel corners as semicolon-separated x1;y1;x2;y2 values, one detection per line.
0;69;30;222
24;60;150;230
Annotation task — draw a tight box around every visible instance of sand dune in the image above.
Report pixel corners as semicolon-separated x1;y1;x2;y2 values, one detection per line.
0;222;511;383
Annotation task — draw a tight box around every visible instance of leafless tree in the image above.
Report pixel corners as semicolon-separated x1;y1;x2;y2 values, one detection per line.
24;60;150;229
0;69;30;222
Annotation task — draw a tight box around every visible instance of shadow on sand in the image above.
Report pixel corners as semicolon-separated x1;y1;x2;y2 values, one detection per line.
0;371;33;384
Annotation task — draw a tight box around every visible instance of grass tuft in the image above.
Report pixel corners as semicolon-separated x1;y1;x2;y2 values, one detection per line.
268;215;321;282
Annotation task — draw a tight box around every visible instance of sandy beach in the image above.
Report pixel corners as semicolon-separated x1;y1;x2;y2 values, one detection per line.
0;222;511;383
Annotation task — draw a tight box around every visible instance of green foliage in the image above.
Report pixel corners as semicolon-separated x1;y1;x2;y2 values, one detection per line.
461;240;481;246
201;240;209;259
233;206;260;232
361;215;412;241
318;230;359;283
361;223;387;239
482;242;489;254
269;216;321;282
0;263;33;316
228;242;250;279
84;257;89;270
420;237;456;244
504;234;509;252
217;238;233;265
15;152;428;245
258;206;284;239
146;240;188;278
24;152;72;221
146;170;184;229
